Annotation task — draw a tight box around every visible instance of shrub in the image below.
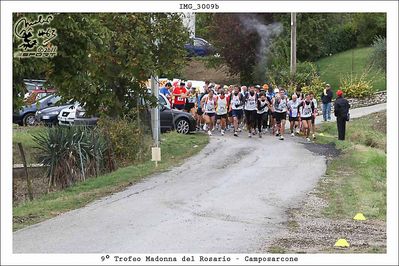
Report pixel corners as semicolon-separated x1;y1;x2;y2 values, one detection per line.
33;126;113;190
369;36;386;72
301;75;327;101
267;61;321;90
97;110;153;166
339;71;374;98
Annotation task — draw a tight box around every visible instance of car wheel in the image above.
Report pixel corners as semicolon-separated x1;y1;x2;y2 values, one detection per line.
23;113;37;126
175;118;190;134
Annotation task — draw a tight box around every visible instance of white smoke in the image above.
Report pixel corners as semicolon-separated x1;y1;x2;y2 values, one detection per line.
239;15;283;82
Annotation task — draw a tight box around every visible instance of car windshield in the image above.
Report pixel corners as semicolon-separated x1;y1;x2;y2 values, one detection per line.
38;94;61;104
158;95;167;107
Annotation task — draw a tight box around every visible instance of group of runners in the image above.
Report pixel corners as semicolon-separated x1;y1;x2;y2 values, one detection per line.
160;81;318;142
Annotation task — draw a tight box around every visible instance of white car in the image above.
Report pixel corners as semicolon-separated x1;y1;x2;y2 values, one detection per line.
58;103;81;126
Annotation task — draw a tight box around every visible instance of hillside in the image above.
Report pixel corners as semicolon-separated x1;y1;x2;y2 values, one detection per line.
316;47;386;92
181;58;240;85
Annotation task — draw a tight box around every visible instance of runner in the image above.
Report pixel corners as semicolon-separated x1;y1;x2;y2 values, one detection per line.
160;82;172;103
227;85;234;130
172;81;187;110
185;86;198;117
265;86;275;132
197;84;209;130
244;85;258;138
256;92;269;138
272;87;288;140
215;89;230;136
229;85;244;137
201;89;217;136
287;94;301;136
240;85;248;131
298;93;315;142
309;91;318;139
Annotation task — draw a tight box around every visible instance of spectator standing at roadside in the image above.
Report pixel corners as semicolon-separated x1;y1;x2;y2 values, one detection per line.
321;84;333;121
172;81;187;110
334;90;350;141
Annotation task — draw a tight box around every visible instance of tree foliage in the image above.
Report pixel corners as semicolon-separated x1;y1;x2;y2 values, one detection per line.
13;13;189;116
208;13;270;84
369;36;386;72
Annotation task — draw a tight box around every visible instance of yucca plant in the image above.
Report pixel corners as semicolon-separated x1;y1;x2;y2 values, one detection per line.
33;126;112;190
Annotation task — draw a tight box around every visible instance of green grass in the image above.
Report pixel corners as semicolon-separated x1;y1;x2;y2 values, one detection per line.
13;131;209;231
315;111;386;220
316;111;386;152
316;47;386;92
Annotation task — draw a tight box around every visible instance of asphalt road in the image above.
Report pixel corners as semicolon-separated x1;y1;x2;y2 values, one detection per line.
13;103;386;253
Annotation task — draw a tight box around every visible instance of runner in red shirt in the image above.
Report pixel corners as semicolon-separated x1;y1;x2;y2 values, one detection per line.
172;82;187;110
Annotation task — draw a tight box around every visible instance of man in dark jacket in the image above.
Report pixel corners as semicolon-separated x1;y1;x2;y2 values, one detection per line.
321;84;333;121
334;90;350;140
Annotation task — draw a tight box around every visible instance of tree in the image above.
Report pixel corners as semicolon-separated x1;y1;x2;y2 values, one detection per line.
13;13;189;117
195;13;214;40
13;13;53;110
208;13;259;84
352;13;386;46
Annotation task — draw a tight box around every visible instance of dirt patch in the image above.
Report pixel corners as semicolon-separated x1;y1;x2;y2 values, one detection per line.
181;58;240;84
265;190;386;253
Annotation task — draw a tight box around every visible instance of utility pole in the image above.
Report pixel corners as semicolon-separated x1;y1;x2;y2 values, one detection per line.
150;16;161;166
290;12;297;79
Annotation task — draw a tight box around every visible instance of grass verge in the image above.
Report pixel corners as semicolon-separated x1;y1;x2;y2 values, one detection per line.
316;47;386;92
315;111;386;220
13;131;209;231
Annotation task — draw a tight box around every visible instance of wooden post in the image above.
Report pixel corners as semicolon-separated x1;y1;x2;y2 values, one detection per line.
17;142;33;201
78;141;85;181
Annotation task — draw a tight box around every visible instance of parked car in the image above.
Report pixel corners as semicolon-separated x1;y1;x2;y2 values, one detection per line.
13;94;62;126
158;93;196;134
35;103;74;126
60;94;196;134
184;37;214;57
57;103;82;126
24;89;57;105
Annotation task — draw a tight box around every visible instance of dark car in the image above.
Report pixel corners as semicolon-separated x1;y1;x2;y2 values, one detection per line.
158;94;196;134
184;37;214;57
73;94;196;134
35;103;74;126
13;94;62;126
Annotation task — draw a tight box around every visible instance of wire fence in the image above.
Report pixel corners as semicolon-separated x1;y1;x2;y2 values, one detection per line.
13;112;153;205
